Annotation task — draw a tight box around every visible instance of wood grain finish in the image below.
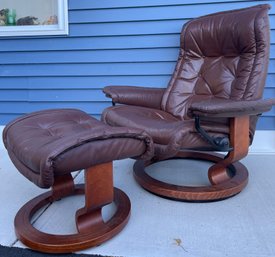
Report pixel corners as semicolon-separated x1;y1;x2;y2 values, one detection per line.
14;162;131;253
208;116;249;185
134;116;250;202
134;151;248;201
76;162;114;233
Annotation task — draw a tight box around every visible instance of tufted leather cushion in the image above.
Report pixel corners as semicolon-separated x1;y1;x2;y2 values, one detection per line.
3;109;153;188
161;4;270;130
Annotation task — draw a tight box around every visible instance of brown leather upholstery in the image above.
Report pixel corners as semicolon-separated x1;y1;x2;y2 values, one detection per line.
3;109;153;188
102;4;274;160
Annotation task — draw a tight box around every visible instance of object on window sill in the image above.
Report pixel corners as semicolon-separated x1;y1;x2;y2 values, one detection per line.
7;9;16;26
0;9;8;26
17;16;40;26
43;15;58;25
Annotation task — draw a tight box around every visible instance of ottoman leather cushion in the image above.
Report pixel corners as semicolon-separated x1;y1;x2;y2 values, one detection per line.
3;109;153;188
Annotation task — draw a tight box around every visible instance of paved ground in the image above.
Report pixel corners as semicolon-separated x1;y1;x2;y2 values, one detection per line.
1;127;275;257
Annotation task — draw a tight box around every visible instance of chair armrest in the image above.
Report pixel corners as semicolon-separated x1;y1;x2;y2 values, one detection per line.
103;86;165;109
189;98;275;118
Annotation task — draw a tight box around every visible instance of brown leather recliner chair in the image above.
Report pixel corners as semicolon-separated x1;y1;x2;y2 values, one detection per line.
102;5;275;202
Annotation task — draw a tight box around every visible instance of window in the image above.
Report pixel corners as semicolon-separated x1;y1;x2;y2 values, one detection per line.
0;0;68;37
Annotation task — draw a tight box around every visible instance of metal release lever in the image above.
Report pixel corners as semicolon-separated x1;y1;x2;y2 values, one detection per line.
194;116;232;151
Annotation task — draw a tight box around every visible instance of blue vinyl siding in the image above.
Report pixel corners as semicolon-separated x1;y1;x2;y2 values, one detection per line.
0;0;274;129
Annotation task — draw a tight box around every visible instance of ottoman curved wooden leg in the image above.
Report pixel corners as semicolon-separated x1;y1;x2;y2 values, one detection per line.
14;162;131;253
133;151;248;202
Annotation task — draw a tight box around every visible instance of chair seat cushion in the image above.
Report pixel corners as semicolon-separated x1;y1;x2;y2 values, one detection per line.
102;105;229;157
102;105;185;145
3;109;153;188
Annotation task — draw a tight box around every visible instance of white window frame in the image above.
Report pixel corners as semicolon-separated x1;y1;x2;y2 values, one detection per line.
0;0;68;37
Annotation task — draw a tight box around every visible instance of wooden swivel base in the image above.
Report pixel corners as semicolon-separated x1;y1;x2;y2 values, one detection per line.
133;151;249;202
14;162;131;253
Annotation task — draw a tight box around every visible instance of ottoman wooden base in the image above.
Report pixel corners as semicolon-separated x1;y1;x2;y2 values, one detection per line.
14;162;131;254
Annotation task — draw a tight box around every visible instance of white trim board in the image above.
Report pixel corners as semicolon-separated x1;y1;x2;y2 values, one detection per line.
0;126;274;154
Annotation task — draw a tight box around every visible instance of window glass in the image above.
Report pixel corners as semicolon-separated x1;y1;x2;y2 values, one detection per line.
0;0;68;36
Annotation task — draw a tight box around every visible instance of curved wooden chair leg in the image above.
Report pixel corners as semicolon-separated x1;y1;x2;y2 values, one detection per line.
14;162;131;253
208;116;250;185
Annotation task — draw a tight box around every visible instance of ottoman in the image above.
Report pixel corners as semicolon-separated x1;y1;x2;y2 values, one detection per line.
3;109;153;253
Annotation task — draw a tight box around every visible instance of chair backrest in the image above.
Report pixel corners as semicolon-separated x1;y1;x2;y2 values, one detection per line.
161;5;270;124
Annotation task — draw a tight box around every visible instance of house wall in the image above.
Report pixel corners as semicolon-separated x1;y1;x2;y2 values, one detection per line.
0;0;274;129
